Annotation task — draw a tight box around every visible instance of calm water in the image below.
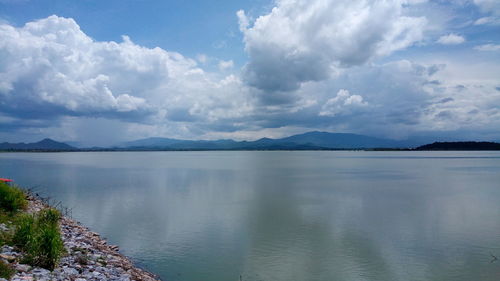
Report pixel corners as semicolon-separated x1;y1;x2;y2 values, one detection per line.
1;151;500;281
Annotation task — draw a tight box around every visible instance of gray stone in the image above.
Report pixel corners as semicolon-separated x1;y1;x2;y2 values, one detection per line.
15;263;31;272
0;245;14;253
31;267;50;278
63;267;79;276
0;223;9;231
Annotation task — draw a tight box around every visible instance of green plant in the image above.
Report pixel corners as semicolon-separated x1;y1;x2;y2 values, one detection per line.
0;230;12;246
13;209;64;270
12;214;35;248
31;222;64;270
0;260;14;279
38;208;61;225
0;182;27;212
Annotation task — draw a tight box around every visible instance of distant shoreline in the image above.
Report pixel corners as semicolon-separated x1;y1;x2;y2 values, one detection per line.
3;132;500;152
2;147;500;152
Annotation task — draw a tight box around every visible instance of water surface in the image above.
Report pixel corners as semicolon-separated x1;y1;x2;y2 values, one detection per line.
1;151;499;281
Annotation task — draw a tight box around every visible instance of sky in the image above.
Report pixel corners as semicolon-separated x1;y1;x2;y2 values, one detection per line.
0;0;499;146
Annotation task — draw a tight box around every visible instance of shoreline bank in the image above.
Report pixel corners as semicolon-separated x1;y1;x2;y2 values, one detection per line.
1;194;160;281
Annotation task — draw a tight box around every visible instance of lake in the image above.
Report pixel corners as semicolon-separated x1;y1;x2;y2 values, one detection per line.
1;151;499;281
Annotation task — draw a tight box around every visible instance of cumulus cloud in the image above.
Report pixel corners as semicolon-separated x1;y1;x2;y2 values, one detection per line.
319;89;367;117
238;0;427;92
0;16;172;119
0;16;251;124
437;34;465;45
1;12;500;144
474;44;500;51
0;15;261;144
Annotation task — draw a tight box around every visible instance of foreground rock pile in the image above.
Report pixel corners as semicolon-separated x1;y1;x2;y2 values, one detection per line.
0;196;160;281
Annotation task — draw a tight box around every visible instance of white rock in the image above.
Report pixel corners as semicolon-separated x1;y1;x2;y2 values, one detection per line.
31;267;50;277
0;245;14;253
63;267;79;276
15;263;31;272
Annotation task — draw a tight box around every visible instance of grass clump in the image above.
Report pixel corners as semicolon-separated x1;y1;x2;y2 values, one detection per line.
0;182;27;212
12;214;35;248
13;208;64;270
0;260;14;279
0;182;64;270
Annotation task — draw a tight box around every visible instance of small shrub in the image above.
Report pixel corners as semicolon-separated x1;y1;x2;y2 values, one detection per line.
0;260;14;279
35;222;64;269
13;208;64;270
0;182;27;212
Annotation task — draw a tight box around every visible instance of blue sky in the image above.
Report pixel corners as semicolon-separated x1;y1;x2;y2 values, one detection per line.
0;0;499;146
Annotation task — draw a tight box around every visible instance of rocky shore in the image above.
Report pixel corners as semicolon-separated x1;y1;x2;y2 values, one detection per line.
0;195;160;281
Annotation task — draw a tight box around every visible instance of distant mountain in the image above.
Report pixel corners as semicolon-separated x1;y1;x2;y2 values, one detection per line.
120;138;240;150
121;131;422;150
275;131;410;148
13;133;496;152
0;138;76;151
415;141;500;151
121;137;183;148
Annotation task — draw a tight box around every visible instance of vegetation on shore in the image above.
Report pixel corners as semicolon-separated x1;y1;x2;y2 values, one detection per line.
13;208;64;270
0;181;65;278
0;259;14;279
414;141;500;151
0;182;27;212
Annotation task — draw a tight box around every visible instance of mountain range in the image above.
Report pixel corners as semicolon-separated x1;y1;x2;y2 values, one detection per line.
118;131;420;150
0;138;76;151
1;132;499;151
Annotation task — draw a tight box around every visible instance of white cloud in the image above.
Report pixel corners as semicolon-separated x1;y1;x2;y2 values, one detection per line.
473;0;500;25
1;12;500;144
474;44;500;51
218;60;234;70
0;15;260;144
0;15;251;125
319;89;367;117
238;0;427;91
474;16;500;25
437;33;465;45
